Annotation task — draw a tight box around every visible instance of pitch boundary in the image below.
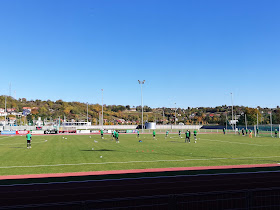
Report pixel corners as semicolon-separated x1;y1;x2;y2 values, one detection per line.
0;139;48;146
0;163;280;182
1;155;280;170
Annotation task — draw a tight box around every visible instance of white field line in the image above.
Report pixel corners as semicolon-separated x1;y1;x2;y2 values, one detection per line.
199;138;265;146
0;136;15;140
1;156;280;169
169;136;181;139
0;140;47;146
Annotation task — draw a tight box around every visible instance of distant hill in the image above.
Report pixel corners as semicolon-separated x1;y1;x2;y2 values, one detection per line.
0;96;278;125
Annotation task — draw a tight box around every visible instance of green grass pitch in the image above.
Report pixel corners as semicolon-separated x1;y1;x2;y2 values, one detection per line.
1;133;280;176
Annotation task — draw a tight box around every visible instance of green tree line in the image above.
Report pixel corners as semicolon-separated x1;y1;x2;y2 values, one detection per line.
0;96;279;125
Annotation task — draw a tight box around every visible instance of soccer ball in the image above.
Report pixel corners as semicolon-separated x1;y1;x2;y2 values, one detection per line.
100;156;102;158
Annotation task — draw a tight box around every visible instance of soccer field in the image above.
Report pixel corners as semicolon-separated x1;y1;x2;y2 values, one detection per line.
1;133;280;176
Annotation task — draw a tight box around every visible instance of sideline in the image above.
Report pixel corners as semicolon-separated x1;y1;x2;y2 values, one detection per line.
1;156;280;169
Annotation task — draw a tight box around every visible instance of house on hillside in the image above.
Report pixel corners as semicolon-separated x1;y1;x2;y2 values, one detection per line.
23;107;31;116
7;108;16;113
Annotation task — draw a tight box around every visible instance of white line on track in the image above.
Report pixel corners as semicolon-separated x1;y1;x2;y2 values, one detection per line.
1;156;280;169
199;138;264;146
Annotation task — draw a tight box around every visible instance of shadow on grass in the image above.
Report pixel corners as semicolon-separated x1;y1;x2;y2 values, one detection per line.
81;149;116;152
9;147;25;148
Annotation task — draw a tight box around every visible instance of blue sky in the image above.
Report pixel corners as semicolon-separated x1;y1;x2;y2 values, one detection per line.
0;0;279;108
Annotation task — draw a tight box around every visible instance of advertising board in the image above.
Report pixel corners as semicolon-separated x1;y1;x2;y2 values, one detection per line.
116;130;126;133
77;130;91;134
44;130;58;134
90;130;100;134
1;130;16;135
16;130;29;135
31;130;45;134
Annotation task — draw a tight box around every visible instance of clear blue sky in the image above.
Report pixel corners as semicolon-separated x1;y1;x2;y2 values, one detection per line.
0;0;279;108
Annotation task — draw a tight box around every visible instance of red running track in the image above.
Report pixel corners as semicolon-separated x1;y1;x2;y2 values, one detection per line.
0;163;279;180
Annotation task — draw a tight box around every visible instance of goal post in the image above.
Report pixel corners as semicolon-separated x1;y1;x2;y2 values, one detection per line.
253;124;280;138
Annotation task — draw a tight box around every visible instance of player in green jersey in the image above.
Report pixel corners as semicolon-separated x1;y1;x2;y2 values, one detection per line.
185;130;190;143
26;132;32;149
113;130;116;140
165;130;169;138
249;129;252;138
194;130;197;143
256;128;259;137
246;129;248;136
153;130;156;139
115;131;119;143
137;130;140;138
179;130;181;138
275;129;278;138
223;128;226;135
100;129;104;139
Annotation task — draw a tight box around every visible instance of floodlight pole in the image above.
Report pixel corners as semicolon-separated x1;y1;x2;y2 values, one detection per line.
101;89;103;130
257;113;259;129
226;113;228;133
87;102;88;123
138;80;145;133
231;93;235;133
245;114;247;130
235;114;237;133
270;112;272;137
86;102;88;130
4;95;7;126
174;103;177;125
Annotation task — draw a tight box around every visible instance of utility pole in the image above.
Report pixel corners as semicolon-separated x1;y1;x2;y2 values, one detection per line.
226;113;228;132
101;89;103;130
245;114;247;130
163;108;165;125
270;112;273;137
138;80;145;133
257;113;259;129
231;93;234;133
4;96;7;126
87;102;88;129
235;114;237;134
174;103;177;125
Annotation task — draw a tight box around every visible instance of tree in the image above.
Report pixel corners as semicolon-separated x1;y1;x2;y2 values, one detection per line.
238;108;261;125
272;109;280;124
143;106;152;112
